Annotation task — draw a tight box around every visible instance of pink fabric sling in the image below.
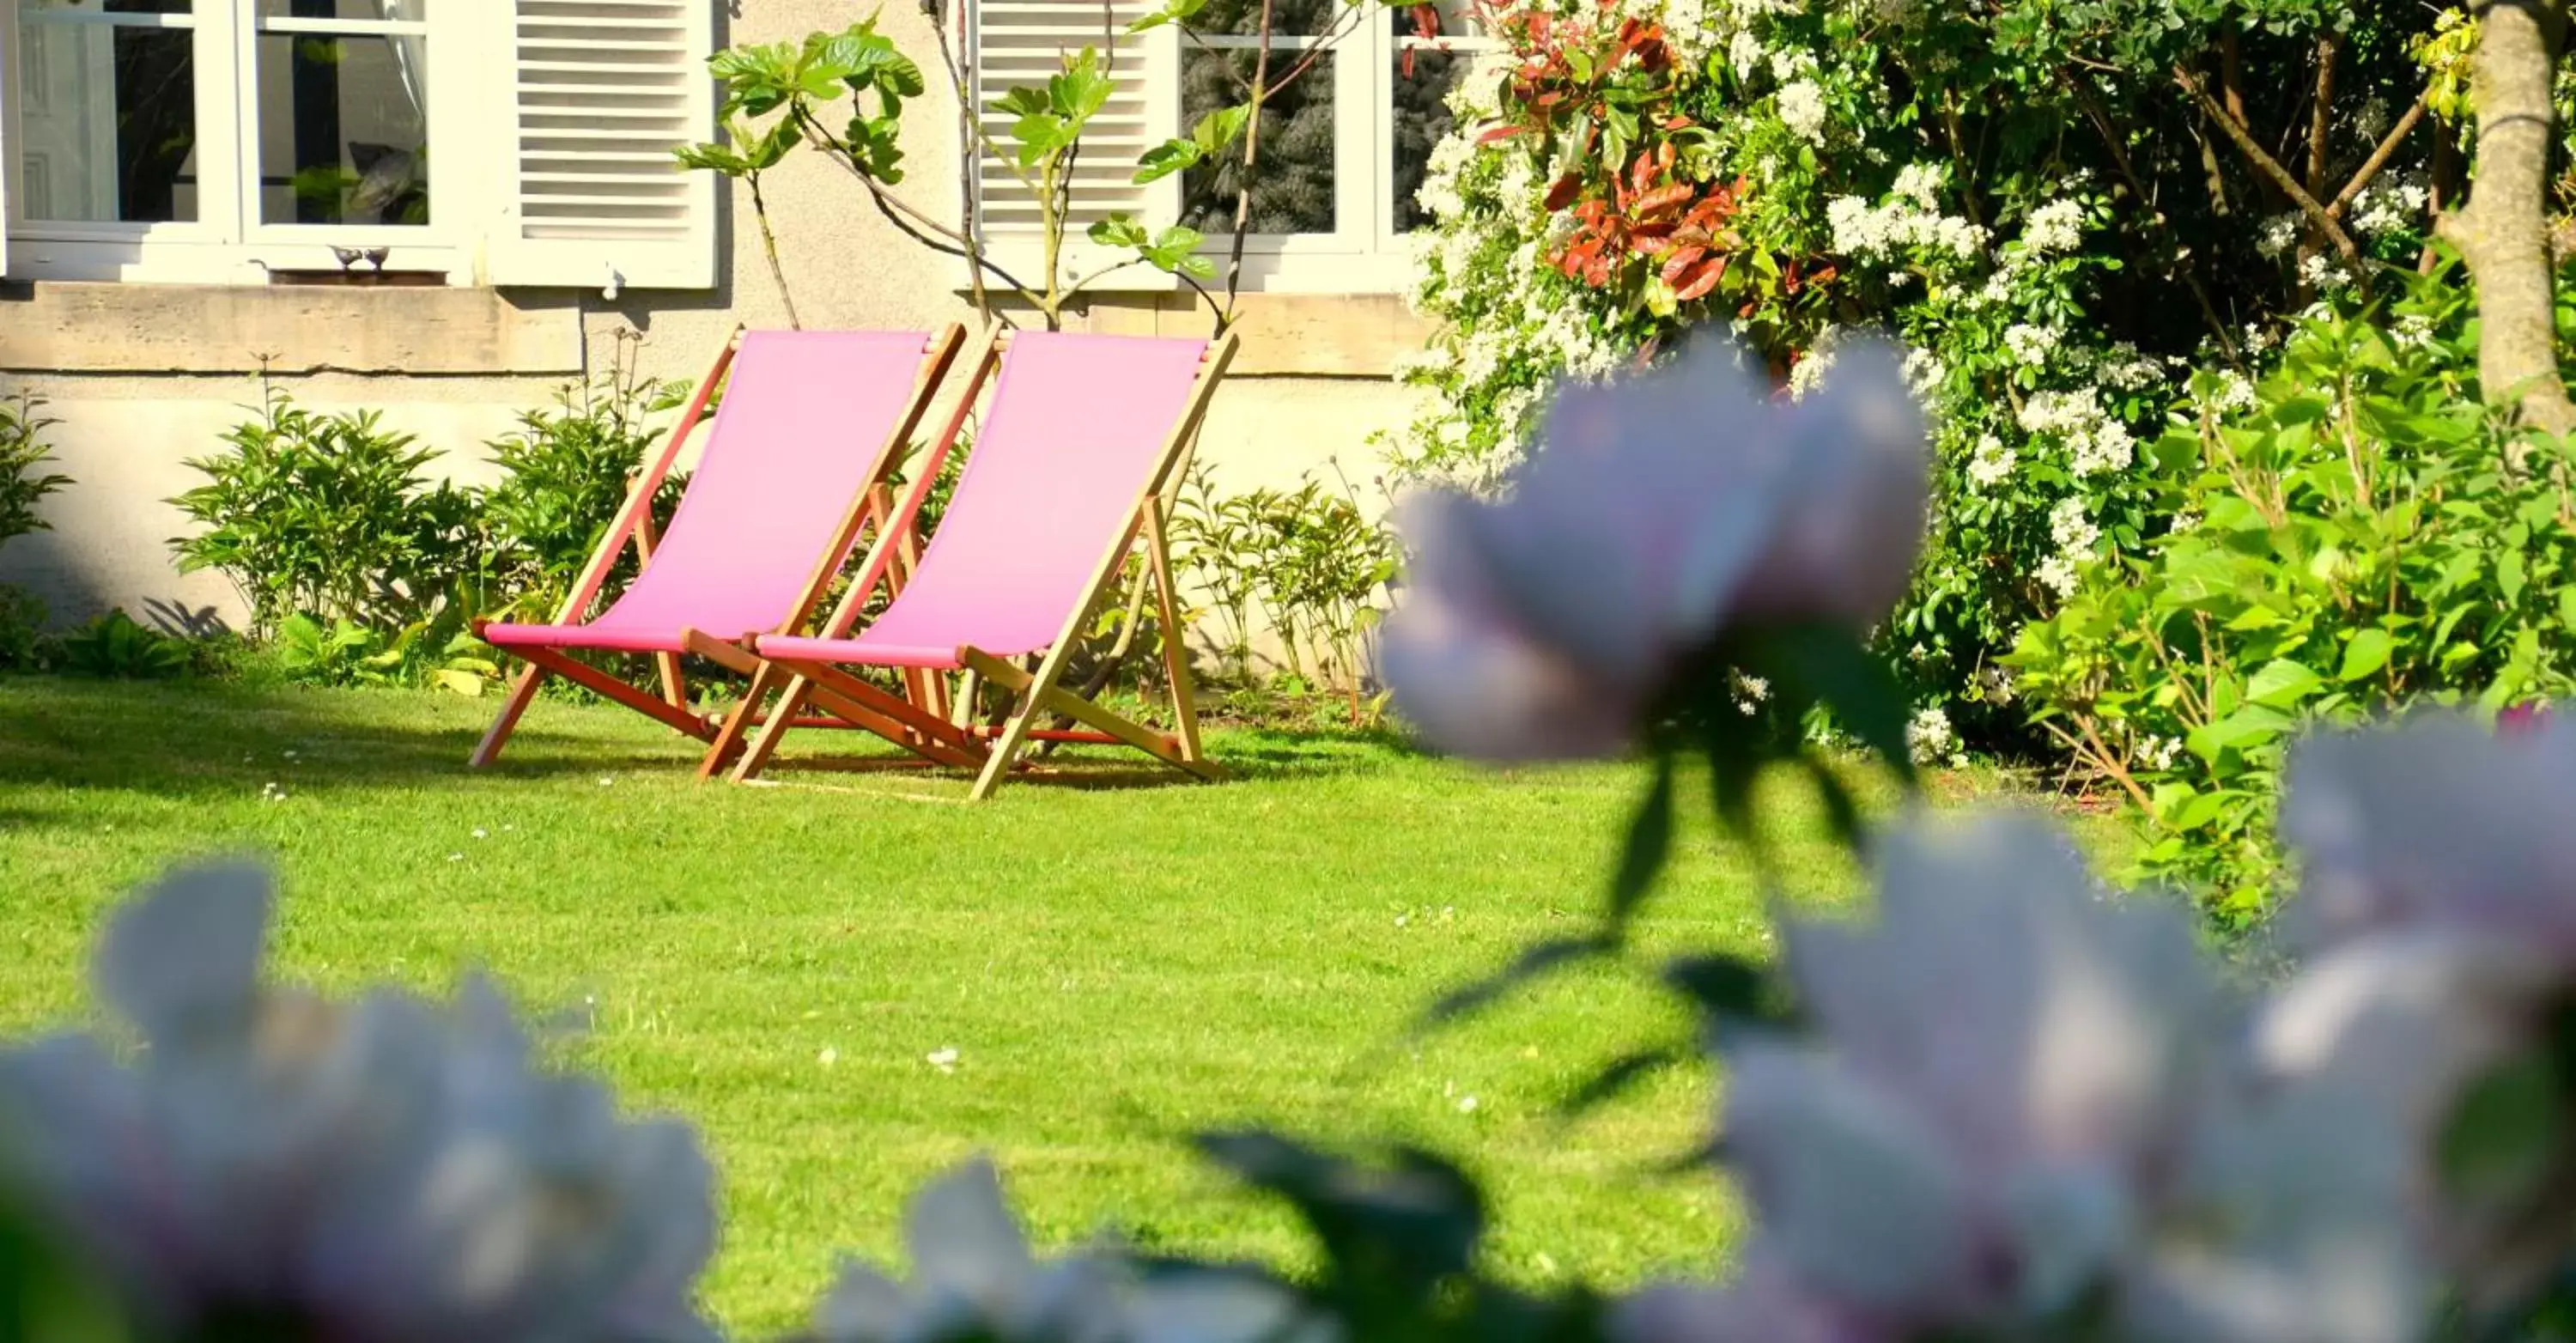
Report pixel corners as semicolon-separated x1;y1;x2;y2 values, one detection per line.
759;331;1210;670
483;329;933;655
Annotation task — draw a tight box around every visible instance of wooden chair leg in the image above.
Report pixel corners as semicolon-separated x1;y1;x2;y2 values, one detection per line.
653;651;688;711
968;688;1044;802
697;661;786;780
1142;502;1209;767
470;665;549;768
729;673;819;783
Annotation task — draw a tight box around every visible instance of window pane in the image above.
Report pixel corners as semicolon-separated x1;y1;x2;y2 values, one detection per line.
28;2;196;15
256;0;429;18
253;30;430;225
16;12;199;222
1186;0;1338;40
1392;49;1467;234
1180;49;1334;234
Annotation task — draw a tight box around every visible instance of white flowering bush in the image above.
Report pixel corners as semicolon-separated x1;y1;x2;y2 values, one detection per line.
1388;0;2463;744
2007;269;2576;927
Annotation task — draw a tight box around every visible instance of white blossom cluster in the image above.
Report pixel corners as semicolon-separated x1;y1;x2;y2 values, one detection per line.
2037;495;2102;597
2257;213;2301;258
2020;198;2087;256
2351;174;2430;240
2198;368;2261;416
2018;386;2135;478
2002;322;2061;367
2301;252;2356;292
1777;78;1828;143
1825;191;1987;264
1904;702;1963;765
2096;343;2173;393
1390;80;1623;485
1965;432;2016;489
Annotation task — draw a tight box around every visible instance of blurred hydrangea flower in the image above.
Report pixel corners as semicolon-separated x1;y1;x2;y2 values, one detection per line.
2260;708;2576;1297
1380;336;1927;759
813;1158;1333;1343
0;861;720;1343
1624;815;2421;1343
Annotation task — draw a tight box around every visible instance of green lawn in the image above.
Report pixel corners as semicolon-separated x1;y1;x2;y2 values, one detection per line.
0;677;2052;1336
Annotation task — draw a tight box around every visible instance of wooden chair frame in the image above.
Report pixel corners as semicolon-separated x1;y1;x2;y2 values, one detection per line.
711;327;1240;800
468;323;967;771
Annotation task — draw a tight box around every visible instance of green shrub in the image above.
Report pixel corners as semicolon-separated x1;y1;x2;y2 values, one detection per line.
1171;464;1398;702
0;584;47;672
2009;267;2576;927
0;392;70;554
54;610;190;680
170;388;486;636
482;353;690;620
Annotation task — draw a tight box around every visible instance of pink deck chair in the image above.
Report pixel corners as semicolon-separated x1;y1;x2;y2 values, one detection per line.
467;325;969;775
696;327;1240;799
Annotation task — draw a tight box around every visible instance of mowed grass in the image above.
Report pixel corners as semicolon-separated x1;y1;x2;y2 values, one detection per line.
0;677;2072;1336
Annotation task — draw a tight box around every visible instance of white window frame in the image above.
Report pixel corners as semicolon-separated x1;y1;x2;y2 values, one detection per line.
967;0;1491;297
0;0;490;283
1174;7;1488;293
0;0;721;289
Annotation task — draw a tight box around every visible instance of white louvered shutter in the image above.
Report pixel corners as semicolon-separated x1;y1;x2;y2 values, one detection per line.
486;0;714;289
969;0;1176;280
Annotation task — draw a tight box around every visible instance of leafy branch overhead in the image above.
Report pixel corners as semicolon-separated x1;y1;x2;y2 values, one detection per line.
680;0;1414;331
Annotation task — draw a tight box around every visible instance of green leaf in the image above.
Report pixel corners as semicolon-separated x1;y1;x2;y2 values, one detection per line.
2187;704;2292;763
2339;628;2395;682
2500;547;2528;605
1087;214;1150;248
1737;624;1916;789
1606;752;1675;931
1125;0;1207;32
2245;658;2324;709
1049;52;1115;123
1133;137;1204;185
1012;114;1066;167
2151;781;2229;833
1192;103;1253;156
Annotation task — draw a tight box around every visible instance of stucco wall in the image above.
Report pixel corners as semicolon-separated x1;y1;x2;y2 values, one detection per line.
0;0;1427;629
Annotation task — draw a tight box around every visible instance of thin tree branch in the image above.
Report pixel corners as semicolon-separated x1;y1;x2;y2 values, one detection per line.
2067;75;2239;360
2326;92;2431;218
805;119;1048;301
2304;36;2339;201
744;171;802;329
931;2;996;324
1221;0;1279;321
2174;64;2364;263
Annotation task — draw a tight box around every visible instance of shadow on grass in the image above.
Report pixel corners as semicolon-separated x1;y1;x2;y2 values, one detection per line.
0;675;1423;805
0;677;675;799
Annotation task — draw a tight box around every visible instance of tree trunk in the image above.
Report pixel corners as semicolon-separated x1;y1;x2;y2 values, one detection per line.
2439;0;2576;441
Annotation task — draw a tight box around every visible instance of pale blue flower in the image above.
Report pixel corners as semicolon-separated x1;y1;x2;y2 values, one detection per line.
1379;337;1926;760
1645;815;2423;1343
0;861;719;1343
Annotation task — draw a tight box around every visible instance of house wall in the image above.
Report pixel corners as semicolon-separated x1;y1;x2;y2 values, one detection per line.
0;0;1431;631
